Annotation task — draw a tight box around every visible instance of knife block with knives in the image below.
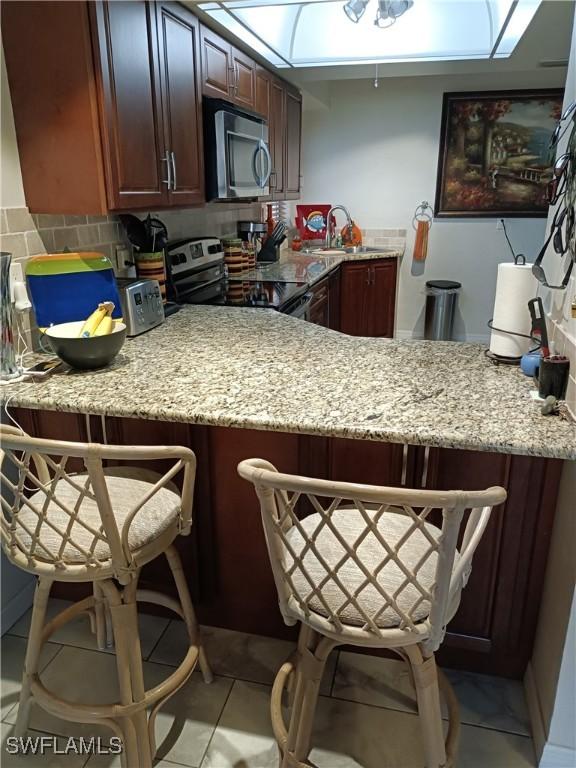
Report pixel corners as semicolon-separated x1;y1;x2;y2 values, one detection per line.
258;221;287;263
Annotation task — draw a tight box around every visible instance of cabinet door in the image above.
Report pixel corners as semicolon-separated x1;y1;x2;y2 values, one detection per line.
328;268;341;331
339;262;371;336
284;88;302;199
255;67;271;119
156;2;204;206
424;447;562;677
200;25;232;99
309;280;329;327
232;47;256;110
329;438;405;487
368;259;397;337
92;1;168;210
269;79;285;195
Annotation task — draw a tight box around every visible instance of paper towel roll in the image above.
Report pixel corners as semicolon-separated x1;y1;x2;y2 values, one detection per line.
489;263;538;358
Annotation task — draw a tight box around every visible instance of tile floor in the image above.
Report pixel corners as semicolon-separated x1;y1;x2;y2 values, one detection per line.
1;599;536;767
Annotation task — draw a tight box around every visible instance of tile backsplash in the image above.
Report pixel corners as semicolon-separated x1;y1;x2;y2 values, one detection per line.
0;201;263;353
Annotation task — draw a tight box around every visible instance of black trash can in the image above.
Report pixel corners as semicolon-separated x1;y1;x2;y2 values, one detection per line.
424;280;461;341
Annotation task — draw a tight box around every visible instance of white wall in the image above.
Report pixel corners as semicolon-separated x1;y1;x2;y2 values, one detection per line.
527;12;576;767
301;70;565;341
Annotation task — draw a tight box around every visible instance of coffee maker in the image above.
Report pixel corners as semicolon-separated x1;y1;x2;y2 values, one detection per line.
238;221;267;262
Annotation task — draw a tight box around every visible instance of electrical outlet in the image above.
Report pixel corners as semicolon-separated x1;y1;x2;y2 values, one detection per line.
9;262;25;302
114;245;136;277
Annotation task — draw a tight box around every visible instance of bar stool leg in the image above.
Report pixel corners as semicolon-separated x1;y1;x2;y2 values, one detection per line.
92;582;109;650
165;544;213;684
282;625;336;768
405;645;447;768
15;577;53;737
102;578;153;768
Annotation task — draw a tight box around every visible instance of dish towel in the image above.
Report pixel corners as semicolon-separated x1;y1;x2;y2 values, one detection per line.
413;219;430;261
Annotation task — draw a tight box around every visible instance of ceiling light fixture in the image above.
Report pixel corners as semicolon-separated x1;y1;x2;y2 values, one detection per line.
344;0;413;27
374;0;414;27
343;0;370;23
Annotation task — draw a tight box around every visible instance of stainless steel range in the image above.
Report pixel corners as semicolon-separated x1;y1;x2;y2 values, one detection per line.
165;237;225;304
165;240;336;321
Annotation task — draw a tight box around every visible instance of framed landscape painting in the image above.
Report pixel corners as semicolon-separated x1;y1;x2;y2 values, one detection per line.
434;89;564;218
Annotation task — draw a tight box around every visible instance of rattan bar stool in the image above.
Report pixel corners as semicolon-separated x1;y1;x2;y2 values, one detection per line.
0;425;212;768
238;458;507;768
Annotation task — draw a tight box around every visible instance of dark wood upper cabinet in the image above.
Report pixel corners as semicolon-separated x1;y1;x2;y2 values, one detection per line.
1;1;110;214
269;78;286;196
2;2;301;212
231;48;256;110
200;25;233;100
284;87;302;199
255;67;271;119
156;2;204;205
339;258;397;337
91;1;168;210
200;26;255;110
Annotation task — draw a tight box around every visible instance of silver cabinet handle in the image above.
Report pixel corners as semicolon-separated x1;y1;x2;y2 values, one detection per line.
235;64;239;96
170;151;177;192
366;267;371;286
161;151;172;188
228;65;235;95
421;446;430;488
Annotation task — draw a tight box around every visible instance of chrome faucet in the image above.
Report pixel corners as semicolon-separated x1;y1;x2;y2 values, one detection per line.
325;205;353;248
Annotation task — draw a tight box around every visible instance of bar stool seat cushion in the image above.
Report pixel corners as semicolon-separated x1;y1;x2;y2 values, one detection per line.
14;469;181;563
285;508;459;630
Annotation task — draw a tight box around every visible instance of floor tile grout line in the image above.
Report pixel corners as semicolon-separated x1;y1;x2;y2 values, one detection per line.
328;649;339;697
327;689;533;738
145;616;173;662
1;642;67;725
197;677;238;768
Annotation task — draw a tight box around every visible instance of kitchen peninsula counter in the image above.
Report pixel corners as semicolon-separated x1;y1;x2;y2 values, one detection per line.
4;305;572;677
3;305;574;460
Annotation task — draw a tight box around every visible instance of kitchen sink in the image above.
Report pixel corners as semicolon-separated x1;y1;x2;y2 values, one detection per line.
345;246;390;254
310;246;391;255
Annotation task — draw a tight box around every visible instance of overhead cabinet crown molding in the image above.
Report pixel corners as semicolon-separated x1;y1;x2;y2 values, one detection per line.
1;0;302;214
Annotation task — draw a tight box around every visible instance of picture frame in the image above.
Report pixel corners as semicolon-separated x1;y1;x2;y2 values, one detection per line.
434;89;564;218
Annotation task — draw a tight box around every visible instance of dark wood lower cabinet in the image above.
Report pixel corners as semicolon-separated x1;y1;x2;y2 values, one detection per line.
339;258;397;337
12;408;562;678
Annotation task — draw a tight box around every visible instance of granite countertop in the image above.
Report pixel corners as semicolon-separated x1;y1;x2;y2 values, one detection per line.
3;306;574;460
229;247;403;287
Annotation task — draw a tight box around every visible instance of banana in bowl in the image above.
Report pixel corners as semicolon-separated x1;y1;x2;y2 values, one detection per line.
44;318;126;370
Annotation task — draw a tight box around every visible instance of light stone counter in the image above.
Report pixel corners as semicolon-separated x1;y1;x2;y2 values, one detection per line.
229;247;403;288
2;306;574;460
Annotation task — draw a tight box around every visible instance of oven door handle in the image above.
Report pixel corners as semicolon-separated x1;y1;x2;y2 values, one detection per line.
252;140;272;189
285;291;313;320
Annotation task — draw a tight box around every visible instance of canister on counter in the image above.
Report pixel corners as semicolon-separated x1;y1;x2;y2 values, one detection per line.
223;238;247;277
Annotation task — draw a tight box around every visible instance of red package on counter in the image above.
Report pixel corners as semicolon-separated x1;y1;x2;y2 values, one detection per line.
296;204;333;241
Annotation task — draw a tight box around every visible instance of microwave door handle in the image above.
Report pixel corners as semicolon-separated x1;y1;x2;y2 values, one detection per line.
252;140;272;189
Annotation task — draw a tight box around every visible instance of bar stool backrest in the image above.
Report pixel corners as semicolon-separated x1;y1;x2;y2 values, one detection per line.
238;458;506;651
0;425;196;583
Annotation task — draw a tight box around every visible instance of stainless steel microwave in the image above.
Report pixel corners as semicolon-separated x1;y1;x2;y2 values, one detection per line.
204;98;271;200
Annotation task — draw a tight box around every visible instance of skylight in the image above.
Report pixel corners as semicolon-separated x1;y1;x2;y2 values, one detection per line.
198;0;543;68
